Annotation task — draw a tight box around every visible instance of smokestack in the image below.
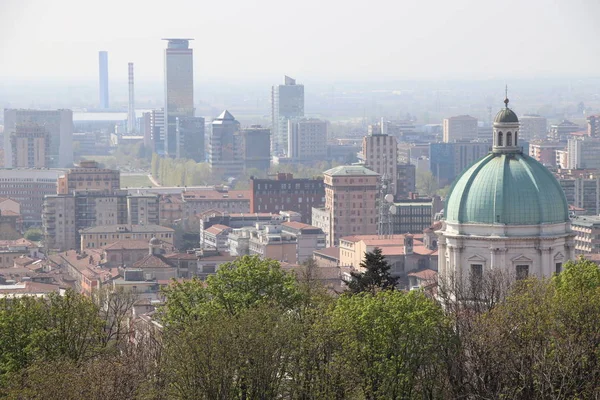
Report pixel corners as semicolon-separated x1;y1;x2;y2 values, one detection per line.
128;62;135;133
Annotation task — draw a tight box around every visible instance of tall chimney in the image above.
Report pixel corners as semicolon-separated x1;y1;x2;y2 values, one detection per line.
128;62;135;133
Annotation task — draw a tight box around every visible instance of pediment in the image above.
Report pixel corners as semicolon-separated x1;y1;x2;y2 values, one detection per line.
511;254;533;263
554;252;565;261
467;254;487;262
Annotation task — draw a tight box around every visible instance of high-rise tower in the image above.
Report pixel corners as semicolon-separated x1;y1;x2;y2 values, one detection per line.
271;76;304;156
163;38;194;158
98;51;109;109
127;62;136;133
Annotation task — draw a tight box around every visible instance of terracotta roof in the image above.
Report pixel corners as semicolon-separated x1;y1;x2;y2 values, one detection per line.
81;224;174;234
569;205;585;211
13;256;36;266
0;210;21;217
424;221;443;232
133;254;174;269
102;240;150;250
0;281;63;296
380;246;406;256
0;238;37;248
408;269;437;281
164;252;198;261
281;221;320;231
205;224;231;235
313;247;340;259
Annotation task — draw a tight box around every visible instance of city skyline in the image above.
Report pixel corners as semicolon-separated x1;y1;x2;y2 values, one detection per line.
1;0;600;81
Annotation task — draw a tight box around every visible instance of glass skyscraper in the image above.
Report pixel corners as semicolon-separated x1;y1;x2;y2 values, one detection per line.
163;38;194;158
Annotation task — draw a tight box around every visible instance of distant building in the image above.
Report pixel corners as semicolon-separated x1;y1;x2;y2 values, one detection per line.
98;51;109;109
181;189;250;218
529;141;564;167
10;124;47;168
271;76;304;155
250;173;325;224
209;110;243;178
587;115;600;137
57;160;120;194
396;163;416;199
241;125;270;171
556;169;600;215
567;136;600;169
0;169;62;227
163;39;194;158
361;132;398;195
149;109;164;154
429;141;490;187
442;115;478;142
287;118;328;161
3;109;73;168
549;120;580;142
312;165;379;247
519;114;547;140
176;116;205;161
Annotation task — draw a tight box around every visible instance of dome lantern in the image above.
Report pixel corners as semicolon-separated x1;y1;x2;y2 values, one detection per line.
492;90;520;153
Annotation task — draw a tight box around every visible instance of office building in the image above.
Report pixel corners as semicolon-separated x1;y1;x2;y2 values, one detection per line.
208;110;243;178
3;109;73;168
442;115;478;142
390;196;440;234
271;76;304;155
550;120;580;141
149;109;164;154
250;173;325;223
429;141;490;187
98;51;109;109
396;163;416;199
127;62;135;133
177;116;205;161
567;137;600;169
163;38;194;158
287;118;327;161
10;125;47;168
588;115;600;137
519;114;547;140
241;125;270;171
312;165;379;247
361;131;398;195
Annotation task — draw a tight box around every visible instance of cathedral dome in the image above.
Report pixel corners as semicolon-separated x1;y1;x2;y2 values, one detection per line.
444;152;569;225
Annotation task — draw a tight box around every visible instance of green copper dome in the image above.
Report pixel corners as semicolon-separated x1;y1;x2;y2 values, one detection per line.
445;152;569;225
494;108;519;123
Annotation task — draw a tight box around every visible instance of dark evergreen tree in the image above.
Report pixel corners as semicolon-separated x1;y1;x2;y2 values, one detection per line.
347;247;399;294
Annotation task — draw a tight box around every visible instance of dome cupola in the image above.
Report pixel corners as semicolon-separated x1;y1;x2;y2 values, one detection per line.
492;94;520;154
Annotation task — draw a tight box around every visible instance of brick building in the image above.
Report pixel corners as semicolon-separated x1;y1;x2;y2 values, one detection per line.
250;173;325;223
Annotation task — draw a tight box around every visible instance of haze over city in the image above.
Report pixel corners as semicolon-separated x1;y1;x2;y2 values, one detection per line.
2;1;600;398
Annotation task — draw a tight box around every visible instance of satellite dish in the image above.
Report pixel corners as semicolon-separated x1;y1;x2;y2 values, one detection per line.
389;205;396;214
384;194;394;203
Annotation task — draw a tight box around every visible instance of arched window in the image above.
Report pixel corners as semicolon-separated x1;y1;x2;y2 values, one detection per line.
507;132;512;146
498;132;503;146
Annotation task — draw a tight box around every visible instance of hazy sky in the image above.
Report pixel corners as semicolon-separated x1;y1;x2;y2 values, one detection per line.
1;0;599;82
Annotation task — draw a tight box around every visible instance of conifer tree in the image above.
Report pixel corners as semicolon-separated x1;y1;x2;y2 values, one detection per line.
347;247;399;294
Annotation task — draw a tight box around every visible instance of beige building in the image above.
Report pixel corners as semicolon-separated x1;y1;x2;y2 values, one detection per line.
80;224;175;252
443;115;478;142
127;194;160;225
519;114;547;140
338;234;437;279
312;165;379;247
287;118;328;161
58;160;120;195
181;189;250;217
361;132;398;195
10;125;47;168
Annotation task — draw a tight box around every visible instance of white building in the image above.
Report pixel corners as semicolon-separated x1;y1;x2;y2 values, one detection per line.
567;136;600;169
437;97;575;288
271;76;304;155
287;118;327;161
442;115;478;143
519;114;547;140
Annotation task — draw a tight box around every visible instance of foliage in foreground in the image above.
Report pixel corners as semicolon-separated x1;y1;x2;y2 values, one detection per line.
1;257;600;399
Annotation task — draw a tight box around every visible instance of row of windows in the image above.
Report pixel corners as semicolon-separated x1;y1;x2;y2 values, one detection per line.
470;262;562;281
